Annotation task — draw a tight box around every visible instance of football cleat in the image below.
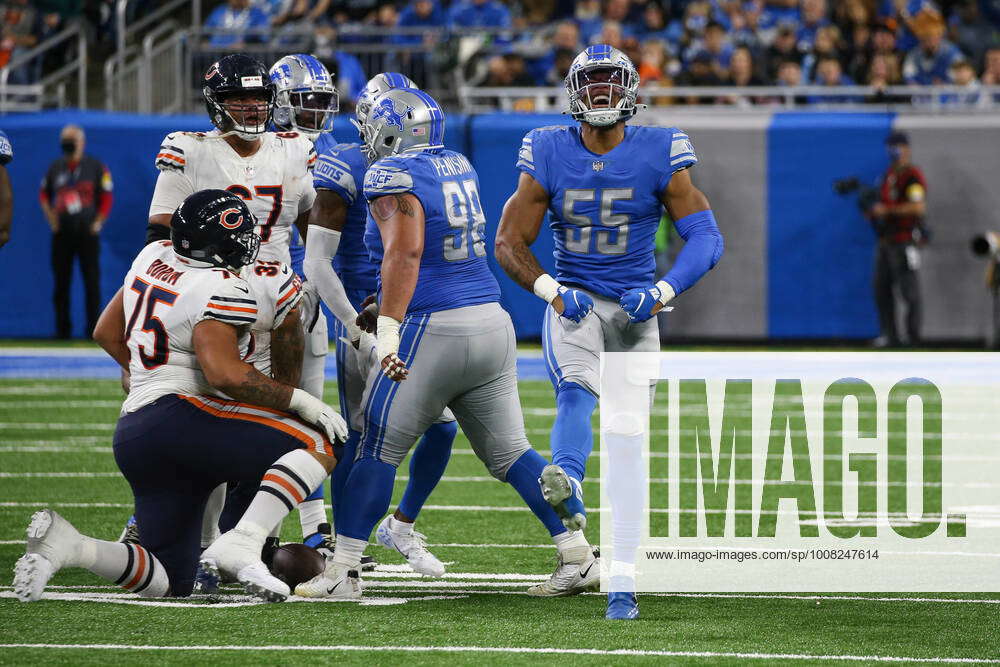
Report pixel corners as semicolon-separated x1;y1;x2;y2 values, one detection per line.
118;515;140;545
196;527;288;602
605;592;640;620
13;509;83;602
294;562;362;599
261;536;281;569
539;464;587;532
305;524;378;571
376;516;445;577
526;548;600;597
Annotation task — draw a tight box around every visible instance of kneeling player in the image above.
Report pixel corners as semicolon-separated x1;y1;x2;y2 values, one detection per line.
12;190;347;602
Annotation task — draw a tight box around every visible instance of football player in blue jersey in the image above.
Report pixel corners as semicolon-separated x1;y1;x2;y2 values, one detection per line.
495;44;724;619
285;68;457;575
295;87;601;599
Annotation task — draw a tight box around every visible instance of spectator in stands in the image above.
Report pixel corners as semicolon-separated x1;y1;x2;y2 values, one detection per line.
758;0;800;32
35;0;81;23
765;23;802;80
484;52;534;86
865;53;909;103
398;0;446;41
204;0;270;48
529;19;579;84
950;0;994;66
0;0;40;84
637;1;671;43
448;0;511;29
544;47;575;85
942;58;985;105
675;51;725;103
797;0;831;51
595;19;625;48
603;0;637;35
801;25;844;82
638;38;670;83
980;45;1000;85
39;125;112;340
311;27;367;104
727;46;765;86
903;10;966;83
271;0;331;26
690;20;734;75
776;58;809;104
809;56;854;102
575;0;603;44
667;1;710;50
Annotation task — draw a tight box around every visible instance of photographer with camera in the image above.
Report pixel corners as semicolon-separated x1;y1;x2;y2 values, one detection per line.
867;131;928;348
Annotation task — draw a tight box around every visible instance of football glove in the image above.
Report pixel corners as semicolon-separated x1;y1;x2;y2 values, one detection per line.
556;286;594;324
288;388;348;444
376;315;408;381
619;281;676;323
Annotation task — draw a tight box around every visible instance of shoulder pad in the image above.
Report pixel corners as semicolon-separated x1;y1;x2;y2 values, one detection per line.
364;161;414;197
155;131;199;172
668;127;697;170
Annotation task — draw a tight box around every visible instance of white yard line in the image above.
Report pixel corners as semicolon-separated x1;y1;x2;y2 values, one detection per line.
0;643;994;663
0;401;121;409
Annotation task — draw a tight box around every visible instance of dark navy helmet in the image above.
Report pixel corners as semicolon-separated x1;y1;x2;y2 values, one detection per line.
171;189;260;271
203;54;275;140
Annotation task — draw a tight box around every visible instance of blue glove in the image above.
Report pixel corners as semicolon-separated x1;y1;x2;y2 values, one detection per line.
619;281;673;323
557;286;594;323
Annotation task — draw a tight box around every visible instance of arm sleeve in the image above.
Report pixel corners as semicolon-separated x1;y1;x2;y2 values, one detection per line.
662;210;724;296
515;130;550;193
197;278;260;327
149;168;196;217
303;225;360;339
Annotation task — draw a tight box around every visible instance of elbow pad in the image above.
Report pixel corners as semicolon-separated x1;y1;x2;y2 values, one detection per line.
145;221;171;245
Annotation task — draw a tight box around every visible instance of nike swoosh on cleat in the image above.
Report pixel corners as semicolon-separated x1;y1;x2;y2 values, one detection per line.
579;562;596;579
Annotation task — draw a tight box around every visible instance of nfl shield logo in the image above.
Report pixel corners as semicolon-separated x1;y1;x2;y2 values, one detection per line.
592;161;604;172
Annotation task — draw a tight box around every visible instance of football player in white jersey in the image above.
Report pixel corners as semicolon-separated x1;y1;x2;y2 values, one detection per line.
145;53;317;268
13;190;347;603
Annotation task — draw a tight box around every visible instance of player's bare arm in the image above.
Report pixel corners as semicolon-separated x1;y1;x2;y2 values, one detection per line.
269;305;304;386
660;167;711;221
304;189;366;344
371;192;424;381
497;172;592;322
93;287;129;369
194;319;295;409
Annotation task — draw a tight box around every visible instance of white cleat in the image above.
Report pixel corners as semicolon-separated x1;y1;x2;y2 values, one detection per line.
13;509;82;602
196;527;288;602
376;516;445;577
294;562;362;599
526;549;600;598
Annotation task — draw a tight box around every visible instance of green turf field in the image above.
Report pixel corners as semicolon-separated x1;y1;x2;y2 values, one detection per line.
1;376;998;665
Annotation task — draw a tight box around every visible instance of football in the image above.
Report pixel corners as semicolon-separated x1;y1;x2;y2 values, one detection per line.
268;543;326;588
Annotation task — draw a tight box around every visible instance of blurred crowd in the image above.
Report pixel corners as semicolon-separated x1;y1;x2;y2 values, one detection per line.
195;0;1000;105
0;0;85;84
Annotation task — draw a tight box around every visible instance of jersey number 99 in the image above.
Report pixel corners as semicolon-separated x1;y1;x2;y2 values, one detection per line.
442;179;487;262
563;188;633;255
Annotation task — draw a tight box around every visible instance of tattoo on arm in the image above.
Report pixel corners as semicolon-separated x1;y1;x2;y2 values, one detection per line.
371;194;415;222
230;366;294;410
498;237;547;292
270;308;304;386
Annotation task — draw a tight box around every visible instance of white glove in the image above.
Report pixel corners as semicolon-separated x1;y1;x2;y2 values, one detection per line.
376;315;408;381
288;387;348;443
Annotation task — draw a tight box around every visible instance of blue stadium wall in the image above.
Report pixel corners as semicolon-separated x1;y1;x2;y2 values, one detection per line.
2;110;997;340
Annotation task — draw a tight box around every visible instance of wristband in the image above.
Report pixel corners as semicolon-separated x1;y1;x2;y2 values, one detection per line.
654;280;676;305
533;273;561;303
375;315;402;360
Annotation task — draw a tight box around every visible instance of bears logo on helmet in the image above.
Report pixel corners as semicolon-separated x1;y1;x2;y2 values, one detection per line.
218;208;244;229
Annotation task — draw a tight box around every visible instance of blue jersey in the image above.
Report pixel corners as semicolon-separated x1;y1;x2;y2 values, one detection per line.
311;134;379;292
516;124;697;299
363;149;500;316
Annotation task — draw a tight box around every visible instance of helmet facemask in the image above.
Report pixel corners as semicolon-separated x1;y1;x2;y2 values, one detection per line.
566;64;638;127
282;89;338;140
207;88;275;141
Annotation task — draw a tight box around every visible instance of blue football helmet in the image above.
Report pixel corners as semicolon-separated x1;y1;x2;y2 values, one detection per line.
353;72;417;134
565;45;642;127
360;87;444;163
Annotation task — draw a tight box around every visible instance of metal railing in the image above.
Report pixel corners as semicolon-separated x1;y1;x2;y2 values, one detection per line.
106;21;185;113
0;23;87;112
458;84;1000;113
115;0;192;61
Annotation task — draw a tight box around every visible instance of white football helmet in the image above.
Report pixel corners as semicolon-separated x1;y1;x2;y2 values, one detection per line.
565;44;642;127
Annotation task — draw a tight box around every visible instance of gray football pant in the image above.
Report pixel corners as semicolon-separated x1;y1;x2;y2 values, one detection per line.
358;302;529;480
542;287;660;396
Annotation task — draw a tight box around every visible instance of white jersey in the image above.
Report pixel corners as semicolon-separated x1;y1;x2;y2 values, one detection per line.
242;258;302;377
149;130;317;265
121;242;258;414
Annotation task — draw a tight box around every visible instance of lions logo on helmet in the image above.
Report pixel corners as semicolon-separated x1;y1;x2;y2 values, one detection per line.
268;54;338;141
565;44;642;127
354;72;416;129
371;97;412;131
